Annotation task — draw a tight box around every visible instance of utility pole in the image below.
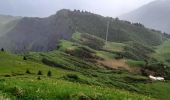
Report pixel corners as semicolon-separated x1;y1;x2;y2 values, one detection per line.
105;21;110;46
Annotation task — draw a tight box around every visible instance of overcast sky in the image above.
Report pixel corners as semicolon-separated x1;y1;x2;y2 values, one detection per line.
0;0;155;17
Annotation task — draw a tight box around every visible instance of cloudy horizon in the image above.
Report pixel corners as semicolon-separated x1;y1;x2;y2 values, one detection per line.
0;0;156;17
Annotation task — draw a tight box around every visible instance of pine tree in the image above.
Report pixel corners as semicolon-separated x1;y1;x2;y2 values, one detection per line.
23;56;27;60
47;70;52;77
1;48;4;52
26;69;31;74
37;70;42;75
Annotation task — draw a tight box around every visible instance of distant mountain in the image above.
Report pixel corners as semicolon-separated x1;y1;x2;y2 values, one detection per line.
120;0;170;34
0;15;21;36
0;9;164;53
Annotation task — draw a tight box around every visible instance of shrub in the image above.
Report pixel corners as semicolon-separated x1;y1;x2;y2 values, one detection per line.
1;48;4;52
37;70;42;75
42;58;64;68
23;56;27;60
37;76;41;80
47;70;52;77
4;75;11;77
81;33;105;50
66;74;79;80
66;47;96;59
25;69;31;74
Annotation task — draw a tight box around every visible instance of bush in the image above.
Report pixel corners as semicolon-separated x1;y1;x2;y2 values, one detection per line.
1;48;4;52
47;70;52;77
23;56;27;60
66;74;79;80
65;47;96;59
4;75;11;77
37;70;42;75
42;58;64;68
37;76;41;80
81;33;105;50
25;69;31;74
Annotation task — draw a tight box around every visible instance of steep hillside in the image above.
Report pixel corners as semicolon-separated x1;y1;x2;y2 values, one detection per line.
153;39;170;65
120;0;170;34
25;32;170;99
0;32;170;99
0;9;163;53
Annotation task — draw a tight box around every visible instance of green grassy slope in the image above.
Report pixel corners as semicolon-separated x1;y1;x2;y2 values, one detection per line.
153;39;170;65
0;51;154;100
25;33;170;100
0;32;170;100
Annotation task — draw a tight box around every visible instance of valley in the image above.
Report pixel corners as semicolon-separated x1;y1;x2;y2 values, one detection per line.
0;9;170;100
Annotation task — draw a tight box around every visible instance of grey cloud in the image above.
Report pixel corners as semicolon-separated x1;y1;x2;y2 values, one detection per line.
0;0;155;17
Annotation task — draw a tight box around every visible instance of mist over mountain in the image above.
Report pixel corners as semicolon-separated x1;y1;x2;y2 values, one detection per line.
120;0;170;34
0;9;163;53
0;0;155;17
1;2;170;99
0;15;21;37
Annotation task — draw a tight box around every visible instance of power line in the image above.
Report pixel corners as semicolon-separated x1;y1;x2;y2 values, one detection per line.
105;21;110;45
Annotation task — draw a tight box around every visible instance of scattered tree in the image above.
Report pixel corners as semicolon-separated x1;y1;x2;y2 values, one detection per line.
47;70;52;77
23;56;27;60
37;76;41;80
26;69;31;74
1;48;4;52
37;70;42;75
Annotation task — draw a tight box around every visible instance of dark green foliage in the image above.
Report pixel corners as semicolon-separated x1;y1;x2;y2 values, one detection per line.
65;46;98;61
42;58;68;69
80;33;105;50
37;76;41;80
122;42;154;60
66;74;79;80
145;62;170;80
70;10;163;46
26;69;31;74
4;75;11;77
1;48;4;52
63;74;92;85
23;56;27;60
47;70;52;77
37;70;42;75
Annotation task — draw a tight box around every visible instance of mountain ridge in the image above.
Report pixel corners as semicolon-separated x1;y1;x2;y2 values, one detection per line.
0;9;164;53
120;0;170;34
